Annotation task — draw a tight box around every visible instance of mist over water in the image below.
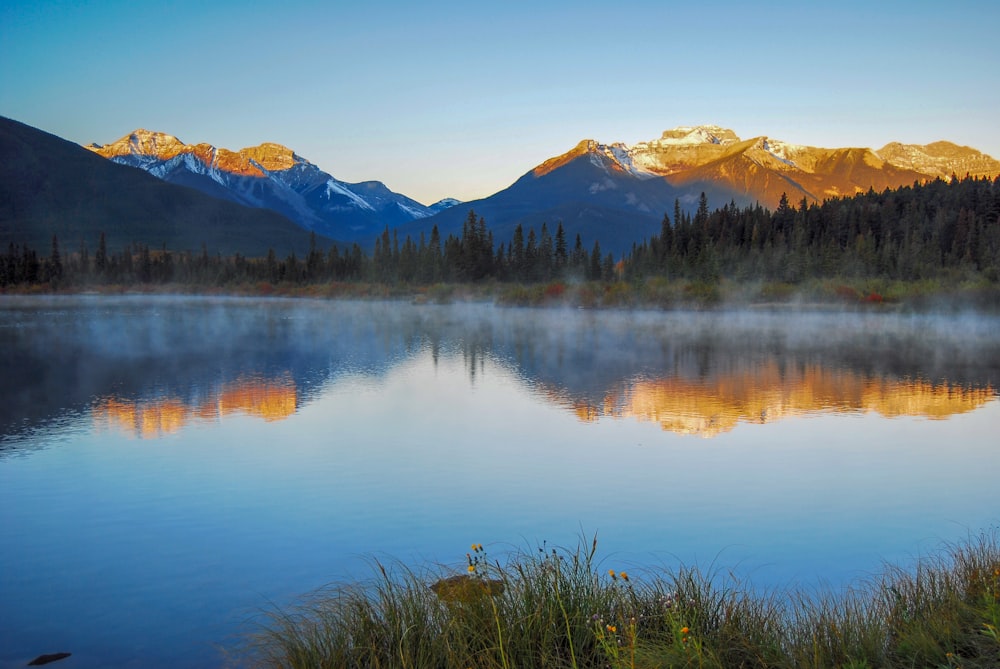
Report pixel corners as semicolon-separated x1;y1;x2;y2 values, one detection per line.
1;295;998;668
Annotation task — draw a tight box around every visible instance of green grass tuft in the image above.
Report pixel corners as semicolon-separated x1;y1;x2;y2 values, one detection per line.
251;529;1000;668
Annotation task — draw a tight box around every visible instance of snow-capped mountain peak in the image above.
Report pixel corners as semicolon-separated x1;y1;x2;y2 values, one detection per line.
124;129;186;154
523;123;1000;221
656;125;741;146
429;198;462;214
87;129;189;165
86;130;437;241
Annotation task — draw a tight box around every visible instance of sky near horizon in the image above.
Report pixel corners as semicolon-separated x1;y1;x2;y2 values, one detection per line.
2;0;998;206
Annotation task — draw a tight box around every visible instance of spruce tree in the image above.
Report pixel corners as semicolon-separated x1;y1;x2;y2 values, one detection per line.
49;235;63;282
554;222;568;270
95;232;108;277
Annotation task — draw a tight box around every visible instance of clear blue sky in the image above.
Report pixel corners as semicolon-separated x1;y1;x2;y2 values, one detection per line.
2;0;998;205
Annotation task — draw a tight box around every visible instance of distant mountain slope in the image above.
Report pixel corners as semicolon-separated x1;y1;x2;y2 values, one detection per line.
0;117;324;257
87;130;460;242
398;142;681;255
534;125;997;207
876;140;1000;180
408;125;1000;255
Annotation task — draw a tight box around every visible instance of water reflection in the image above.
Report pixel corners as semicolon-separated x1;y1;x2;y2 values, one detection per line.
86;360;996;440
2;296;999;448
565;367;995;437
93;374;297;438
2;296;999;669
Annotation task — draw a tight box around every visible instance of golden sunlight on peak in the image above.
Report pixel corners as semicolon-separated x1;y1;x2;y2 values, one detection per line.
532;140;596;177
240;143;296;170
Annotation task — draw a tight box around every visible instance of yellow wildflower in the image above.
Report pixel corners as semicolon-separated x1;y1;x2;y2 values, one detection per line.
681;626;690;634
620;571;629;581
468;565;475;573
606;624;617;633
608;569;616;578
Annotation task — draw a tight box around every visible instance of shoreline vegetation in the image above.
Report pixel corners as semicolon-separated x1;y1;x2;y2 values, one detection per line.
3;277;999;313
3;176;998;311
252;531;1000;669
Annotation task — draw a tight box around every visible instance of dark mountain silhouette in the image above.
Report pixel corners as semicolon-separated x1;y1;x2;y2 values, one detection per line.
0;117;331;257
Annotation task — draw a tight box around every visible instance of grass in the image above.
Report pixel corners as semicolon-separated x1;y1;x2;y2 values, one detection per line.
250;530;1000;668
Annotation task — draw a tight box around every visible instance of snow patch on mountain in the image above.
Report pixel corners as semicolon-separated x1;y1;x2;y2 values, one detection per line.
656;125;741;146
760;139;798;167
429;198;462;213
396;202;430;219
606;143;659;179
325;180;376;211
87;129;438;239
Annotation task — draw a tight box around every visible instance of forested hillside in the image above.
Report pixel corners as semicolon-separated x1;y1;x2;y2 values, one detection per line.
625;175;1000;283
3;176;998;296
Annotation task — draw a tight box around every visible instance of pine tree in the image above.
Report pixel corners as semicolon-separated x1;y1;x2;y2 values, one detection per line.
696;192;710;227
510;224;525;280
428;225;442;282
589;240;602;281
266;248;278;283
571;233;586;274
138;244;152;283
95;232;108;277
554;222;568;270
49;235;63;282
306;231;324;281
539;222;554;281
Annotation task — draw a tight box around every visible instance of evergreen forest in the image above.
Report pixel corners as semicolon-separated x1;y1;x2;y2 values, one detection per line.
4;176;999;305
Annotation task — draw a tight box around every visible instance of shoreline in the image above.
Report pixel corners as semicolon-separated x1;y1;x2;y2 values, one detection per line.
3;277;999;314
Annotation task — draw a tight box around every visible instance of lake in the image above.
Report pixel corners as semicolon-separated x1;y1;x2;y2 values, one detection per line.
1;295;998;668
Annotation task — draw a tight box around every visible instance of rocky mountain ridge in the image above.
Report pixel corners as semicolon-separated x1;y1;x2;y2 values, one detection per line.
87;130;461;242
540;125;1000;205
405;125;1000;255
84;124;1000;254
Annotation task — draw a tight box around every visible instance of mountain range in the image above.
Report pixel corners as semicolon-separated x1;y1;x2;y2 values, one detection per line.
0;116;322;257
86;130;460;243
4;117;999;259
85;124;1000;255
397;125;1000;254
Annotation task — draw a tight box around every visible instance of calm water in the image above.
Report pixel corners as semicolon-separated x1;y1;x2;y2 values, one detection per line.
1;295;998;668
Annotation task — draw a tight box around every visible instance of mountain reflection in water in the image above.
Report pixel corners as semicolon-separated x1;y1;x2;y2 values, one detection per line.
2;296;999;447
87;363;996;441
93;374;297;438
566;367;994;437
2;296;999;669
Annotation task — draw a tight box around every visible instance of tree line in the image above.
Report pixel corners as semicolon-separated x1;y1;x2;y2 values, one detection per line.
624;175;1000;284
1;213;615;288
3;175;998;290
